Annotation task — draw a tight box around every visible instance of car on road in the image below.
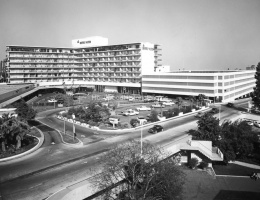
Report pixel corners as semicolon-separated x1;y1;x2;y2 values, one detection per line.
136;106;151;111
244;119;254;126
151;103;165;108
226;102;234;107
195;112;203;118
209;107;219;114
148;125;164;134
162;101;175;106
254;121;260;128
123;110;139;116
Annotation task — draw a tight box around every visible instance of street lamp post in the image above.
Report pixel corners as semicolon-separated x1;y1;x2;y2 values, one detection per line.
140;121;143;157
72;113;76;140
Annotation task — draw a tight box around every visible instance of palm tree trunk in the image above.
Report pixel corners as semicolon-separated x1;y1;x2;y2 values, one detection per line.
16;135;21;149
1;141;6;152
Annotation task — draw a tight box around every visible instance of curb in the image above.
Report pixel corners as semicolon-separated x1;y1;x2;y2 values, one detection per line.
215;175;250;178
0;126;44;162
56;107;211;135
35;119;83;147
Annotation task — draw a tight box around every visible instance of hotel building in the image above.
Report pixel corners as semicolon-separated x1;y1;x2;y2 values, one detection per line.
6;36;161;94
5;36;256;102
142;70;255;102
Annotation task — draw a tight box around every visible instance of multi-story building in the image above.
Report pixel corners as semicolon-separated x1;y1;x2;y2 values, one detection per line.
142;70;256;102
6;37;161;94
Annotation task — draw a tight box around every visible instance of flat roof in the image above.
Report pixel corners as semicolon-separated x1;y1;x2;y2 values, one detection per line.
6;43;160;50
0;84;33;96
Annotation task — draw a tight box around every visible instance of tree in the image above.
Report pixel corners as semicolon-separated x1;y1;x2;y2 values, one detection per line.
188;96;196;109
0;114;30;151
130;118;139;127
13;99;37;121
190;112;221;146
251;62;260;110
92;140;185;200
176;97;183;112
197;94;207;107
149;110;159;122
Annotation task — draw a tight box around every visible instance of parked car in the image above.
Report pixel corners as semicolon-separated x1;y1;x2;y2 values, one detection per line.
136;106;151;111
68;119;73;123
254;121;260;128
162;101;175;106
226;102;234;107
195;112;203;118
123;110;139;116
151;103;165;108
128;97;135;101
148;125;164;134
137;116;147;125
109;117;120;125
244;119;254;126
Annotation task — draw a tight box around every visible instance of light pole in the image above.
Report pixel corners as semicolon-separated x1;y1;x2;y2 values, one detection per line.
140;121;143;157
218;104;221;124
72;113;76;140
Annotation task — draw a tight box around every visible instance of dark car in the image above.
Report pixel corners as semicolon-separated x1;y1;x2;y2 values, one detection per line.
148;125;164;134
227;102;234;107
209;107;219;114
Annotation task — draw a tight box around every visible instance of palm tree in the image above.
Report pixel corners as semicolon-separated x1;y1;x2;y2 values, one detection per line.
188;96;195;110
0;114;30;151
176;97;183;112
197;94;207;107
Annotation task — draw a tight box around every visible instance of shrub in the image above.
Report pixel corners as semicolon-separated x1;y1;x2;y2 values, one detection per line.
189;157;199;169
199;161;209;169
130;118;139;127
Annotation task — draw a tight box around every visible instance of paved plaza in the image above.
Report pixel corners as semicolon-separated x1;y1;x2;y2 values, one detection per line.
183;169;260;200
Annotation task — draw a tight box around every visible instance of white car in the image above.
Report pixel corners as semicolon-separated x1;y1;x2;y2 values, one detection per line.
162;101;175;106
254;121;260;128
136;106;151;111
68;119;73;123
152;104;165;108
75;121;81;125
123;110;139;116
137;116;147;125
129;97;135;101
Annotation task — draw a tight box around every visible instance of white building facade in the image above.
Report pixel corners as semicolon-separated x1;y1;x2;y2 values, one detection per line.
142;70;255;102
6;38;161;94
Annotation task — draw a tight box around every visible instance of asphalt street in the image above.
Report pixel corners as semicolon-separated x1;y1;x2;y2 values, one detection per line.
0;103;246;200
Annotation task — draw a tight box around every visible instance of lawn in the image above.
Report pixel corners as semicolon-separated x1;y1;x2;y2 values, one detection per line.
213;163;260;176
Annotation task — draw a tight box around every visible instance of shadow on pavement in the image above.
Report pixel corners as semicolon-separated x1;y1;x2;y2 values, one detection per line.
214;190;260;200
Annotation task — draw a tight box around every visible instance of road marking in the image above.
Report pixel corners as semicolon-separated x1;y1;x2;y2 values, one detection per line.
82;161;88;164
29;183;42;189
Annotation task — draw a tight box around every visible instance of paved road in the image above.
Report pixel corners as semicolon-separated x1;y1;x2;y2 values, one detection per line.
0;105;244;200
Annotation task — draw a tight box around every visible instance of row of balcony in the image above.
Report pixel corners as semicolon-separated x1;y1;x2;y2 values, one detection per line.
10;74;140;78
9;69;141;73
10;76;141;81
7;46;143;55
9;51;143;58
9;64;142;68
9;59;141;65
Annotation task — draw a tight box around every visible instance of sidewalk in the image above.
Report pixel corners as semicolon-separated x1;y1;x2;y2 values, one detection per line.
232;161;260;169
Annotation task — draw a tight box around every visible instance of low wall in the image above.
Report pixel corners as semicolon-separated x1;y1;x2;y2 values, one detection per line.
56;107;210;135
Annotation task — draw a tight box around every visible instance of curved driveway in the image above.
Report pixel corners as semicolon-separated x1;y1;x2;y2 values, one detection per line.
0;104;245;200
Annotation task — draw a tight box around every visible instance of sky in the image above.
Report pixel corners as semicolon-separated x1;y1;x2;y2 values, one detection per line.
0;0;260;70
